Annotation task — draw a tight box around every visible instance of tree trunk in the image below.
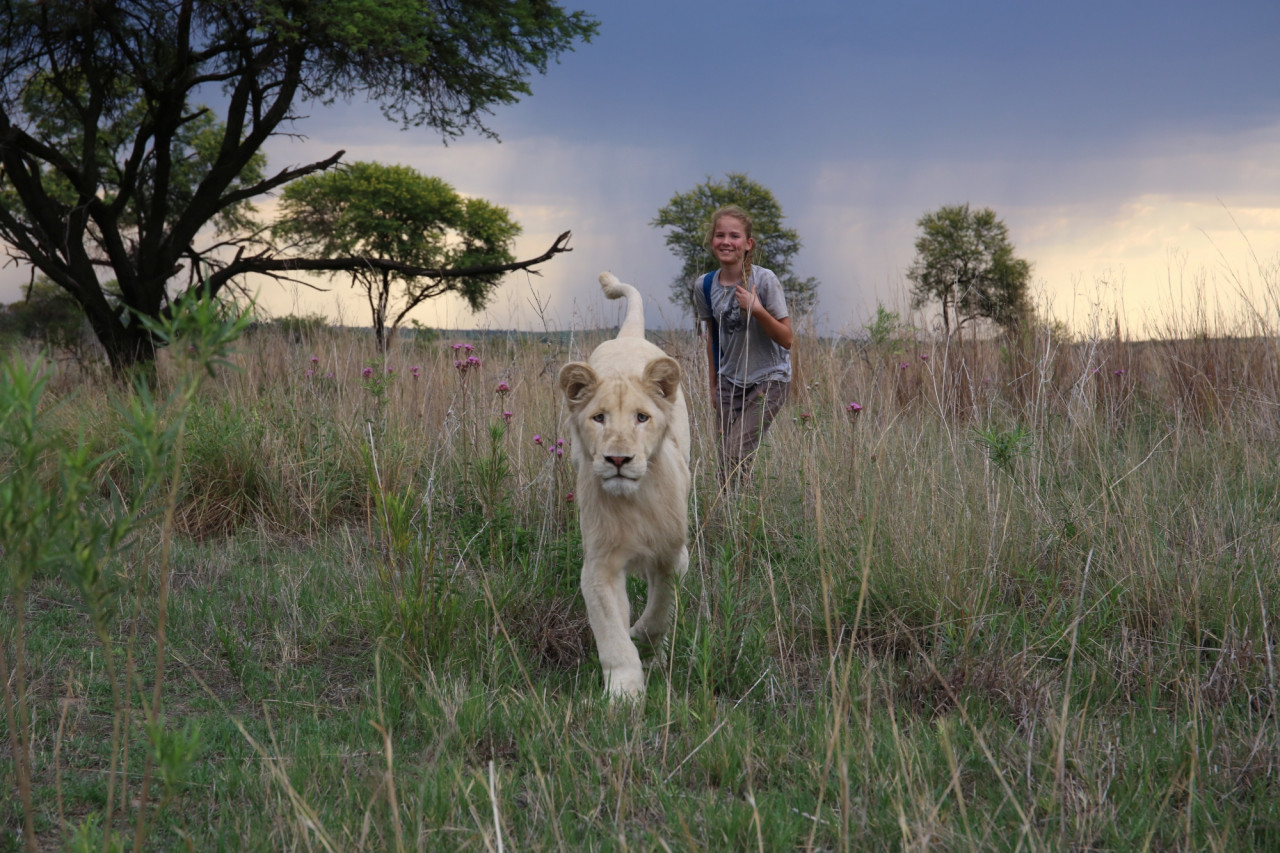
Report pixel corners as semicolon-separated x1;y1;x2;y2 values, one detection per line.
373;270;391;353
80;293;159;380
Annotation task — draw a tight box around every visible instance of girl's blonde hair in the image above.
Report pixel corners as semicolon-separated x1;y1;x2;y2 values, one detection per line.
705;205;755;285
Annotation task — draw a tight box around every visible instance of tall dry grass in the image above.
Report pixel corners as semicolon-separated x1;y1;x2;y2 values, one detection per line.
5;268;1280;848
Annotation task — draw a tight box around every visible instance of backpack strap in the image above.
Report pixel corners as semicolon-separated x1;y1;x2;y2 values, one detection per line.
701;271;720;373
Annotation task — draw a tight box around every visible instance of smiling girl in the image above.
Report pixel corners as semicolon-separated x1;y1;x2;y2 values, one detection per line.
692;205;793;486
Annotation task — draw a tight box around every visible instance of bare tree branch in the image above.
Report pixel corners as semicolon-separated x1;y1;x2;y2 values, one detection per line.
203;231;573;294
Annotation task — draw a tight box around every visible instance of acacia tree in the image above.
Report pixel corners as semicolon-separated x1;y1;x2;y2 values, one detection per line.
0;0;594;373
274;162;520;350
651;172;819;319
906;204;1032;337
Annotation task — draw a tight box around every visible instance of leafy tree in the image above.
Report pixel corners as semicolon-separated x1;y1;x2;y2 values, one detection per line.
906;204;1032;337
652;173;819;319
0;0;595;373
274;162;520;350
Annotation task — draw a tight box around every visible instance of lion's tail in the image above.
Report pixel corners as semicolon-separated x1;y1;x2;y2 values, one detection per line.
599;271;646;339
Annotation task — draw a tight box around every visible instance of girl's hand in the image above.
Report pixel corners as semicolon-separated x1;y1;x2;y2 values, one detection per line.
734;284;758;313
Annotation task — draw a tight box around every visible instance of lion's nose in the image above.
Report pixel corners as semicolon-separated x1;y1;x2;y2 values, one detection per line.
605;455;632;470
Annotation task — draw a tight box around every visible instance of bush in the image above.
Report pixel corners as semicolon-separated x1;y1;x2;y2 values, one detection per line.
269;312;330;343
0;280;91;355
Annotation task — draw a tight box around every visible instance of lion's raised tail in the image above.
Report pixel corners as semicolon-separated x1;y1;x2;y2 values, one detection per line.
599;272;646;339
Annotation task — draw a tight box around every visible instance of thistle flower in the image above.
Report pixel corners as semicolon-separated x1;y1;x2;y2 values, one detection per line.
361;366;374;379
502;410;512;423
846;401;863;416
496;381;511;396
533;434;542;445
410;366;420;379
565;492;575;503
310;355;319;365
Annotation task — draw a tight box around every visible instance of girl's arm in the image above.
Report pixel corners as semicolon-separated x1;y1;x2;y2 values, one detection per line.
736;285;794;350
703;319;718;403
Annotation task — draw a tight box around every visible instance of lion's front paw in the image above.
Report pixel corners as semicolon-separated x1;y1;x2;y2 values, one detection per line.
629;622;667;649
603;666;644;702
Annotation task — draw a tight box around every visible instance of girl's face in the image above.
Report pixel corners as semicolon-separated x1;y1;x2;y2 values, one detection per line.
711;216;754;267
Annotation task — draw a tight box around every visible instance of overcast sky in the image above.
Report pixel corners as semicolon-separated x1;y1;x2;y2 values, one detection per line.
6;0;1280;337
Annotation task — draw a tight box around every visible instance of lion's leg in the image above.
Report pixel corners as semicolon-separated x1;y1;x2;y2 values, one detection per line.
615;565;632;629
581;555;644;700
630;545;688;645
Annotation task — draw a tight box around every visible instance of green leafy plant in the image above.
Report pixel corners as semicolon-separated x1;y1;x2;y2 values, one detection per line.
366;447;459;667
972;422;1033;476
0;284;248;852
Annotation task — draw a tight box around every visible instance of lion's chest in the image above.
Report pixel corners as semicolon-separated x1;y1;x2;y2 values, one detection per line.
579;475;688;559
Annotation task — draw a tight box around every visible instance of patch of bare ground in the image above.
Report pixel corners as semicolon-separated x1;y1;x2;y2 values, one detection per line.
899;649;1055;729
508;593;592;671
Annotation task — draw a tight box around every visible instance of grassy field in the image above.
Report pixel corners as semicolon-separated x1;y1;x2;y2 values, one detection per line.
3;300;1280;850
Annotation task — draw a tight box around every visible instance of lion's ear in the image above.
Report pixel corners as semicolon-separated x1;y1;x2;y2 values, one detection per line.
643;356;682;400
558;362;598;407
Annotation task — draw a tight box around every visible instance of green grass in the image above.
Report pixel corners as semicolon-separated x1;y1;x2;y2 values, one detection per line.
3;308;1280;850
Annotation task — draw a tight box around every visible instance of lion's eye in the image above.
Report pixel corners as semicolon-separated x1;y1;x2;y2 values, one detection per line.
636;412;650;423
591;413;606;424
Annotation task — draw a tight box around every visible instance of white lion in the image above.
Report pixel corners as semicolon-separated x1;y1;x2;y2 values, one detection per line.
558;272;691;701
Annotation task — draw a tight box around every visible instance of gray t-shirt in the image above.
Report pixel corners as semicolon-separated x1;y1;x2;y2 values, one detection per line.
692;266;792;387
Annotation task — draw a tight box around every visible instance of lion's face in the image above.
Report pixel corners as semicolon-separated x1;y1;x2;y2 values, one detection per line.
559;357;682;497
